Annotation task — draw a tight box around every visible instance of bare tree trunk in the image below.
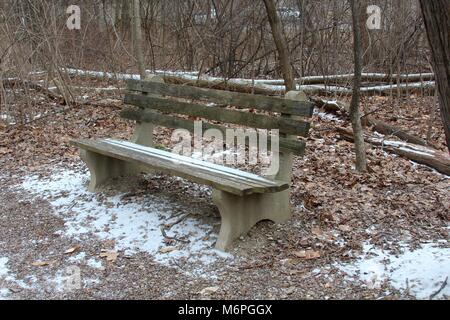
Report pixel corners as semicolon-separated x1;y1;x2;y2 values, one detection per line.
420;0;450;154
263;0;295;92
121;1;131;32
132;0;145;79
349;0;367;172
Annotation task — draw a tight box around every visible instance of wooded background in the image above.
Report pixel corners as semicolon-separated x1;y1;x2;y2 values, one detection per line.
0;0;431;80
0;0;447;163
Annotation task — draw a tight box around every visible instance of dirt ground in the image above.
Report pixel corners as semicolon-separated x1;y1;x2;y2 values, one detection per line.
0;78;449;300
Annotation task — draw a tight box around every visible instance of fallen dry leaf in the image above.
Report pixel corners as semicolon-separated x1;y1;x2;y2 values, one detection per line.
292;250;321;260
292;250;307;258
339;225;353;232
102;239;116;247
159;246;178;254
286;286;296;295
32;261;54;267
305;250;321;260
100;250;119;262
311;227;323;237
64;245;80;255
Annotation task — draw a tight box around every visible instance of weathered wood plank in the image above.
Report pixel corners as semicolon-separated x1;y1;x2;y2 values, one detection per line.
120;108;306;156
73;140;253;196
126;79;314;117
124;94;310;137
71;139;289;196
105;139;282;188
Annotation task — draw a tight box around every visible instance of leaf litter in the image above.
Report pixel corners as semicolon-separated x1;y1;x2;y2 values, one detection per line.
0;75;448;299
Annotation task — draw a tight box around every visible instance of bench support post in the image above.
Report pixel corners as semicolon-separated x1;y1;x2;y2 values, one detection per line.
81;150;139;192
131;75;166;175
131;75;165;148
132;122;155;147
213;91;307;251
212;189;290;250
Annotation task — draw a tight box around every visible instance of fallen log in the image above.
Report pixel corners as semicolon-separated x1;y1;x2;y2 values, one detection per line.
360;81;436;96
368;119;431;148
64;68;435;86
62;68;436;96
310;97;436;148
260;73;435;86
164;75;435;97
337;127;450;176
163;75;284;96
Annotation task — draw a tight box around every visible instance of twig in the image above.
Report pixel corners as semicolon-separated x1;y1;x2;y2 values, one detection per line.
165;212;193;230
160;226;190;244
67;200;77;211
429;277;448;300
160;212;193;244
361;105;385;119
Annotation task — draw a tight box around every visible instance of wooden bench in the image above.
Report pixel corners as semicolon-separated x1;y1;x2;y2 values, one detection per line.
71;76;313;250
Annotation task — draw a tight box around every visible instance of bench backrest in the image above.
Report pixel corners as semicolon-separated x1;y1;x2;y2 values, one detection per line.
122;77;313;158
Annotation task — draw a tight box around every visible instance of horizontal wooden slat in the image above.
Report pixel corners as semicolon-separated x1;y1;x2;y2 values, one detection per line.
120;108;306;156
71;139;289;196
126;79;314;117
124;94;310;137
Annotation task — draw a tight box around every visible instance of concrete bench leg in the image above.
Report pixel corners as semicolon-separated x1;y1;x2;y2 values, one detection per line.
81;150;139;192
212;189;291;251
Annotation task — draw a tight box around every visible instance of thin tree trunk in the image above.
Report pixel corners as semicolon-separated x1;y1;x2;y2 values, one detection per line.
132;0;145;79
419;0;450;154
349;0;367;172
263;0;295;92
120;1;131;32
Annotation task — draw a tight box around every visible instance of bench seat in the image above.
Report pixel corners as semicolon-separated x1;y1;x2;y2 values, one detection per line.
71;138;289;196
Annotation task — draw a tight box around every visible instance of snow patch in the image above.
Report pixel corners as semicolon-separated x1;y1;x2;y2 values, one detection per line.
86;258;103;270
381;140;436;157
68;252;86;263
314;110;343;123
0;257;37;299
0;288;9;299
336;242;450;299
0;257;12;299
0;257;9;277
0;114;16;125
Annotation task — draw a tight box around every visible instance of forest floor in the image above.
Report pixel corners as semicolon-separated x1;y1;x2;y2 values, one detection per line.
0;75;449;300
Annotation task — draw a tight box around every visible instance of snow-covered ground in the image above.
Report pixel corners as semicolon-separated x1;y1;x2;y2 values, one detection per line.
17;169;231;272
1;168;233;298
0;257;39;300
336;241;450;299
2;167;448;299
0;114;16;125
0;257;11;299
